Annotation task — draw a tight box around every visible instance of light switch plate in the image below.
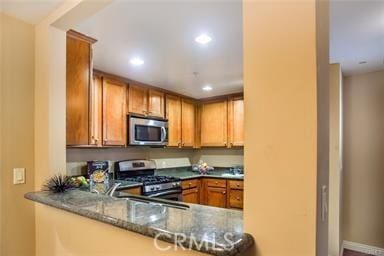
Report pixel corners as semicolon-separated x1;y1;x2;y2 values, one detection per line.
13;168;26;184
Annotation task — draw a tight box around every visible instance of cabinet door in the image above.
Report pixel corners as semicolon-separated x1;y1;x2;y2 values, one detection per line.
228;189;243;209
165;95;181;147
181;99;195;147
66;36;91;145
182;188;200;204
89;76;103;146
128;84;148;115
102;79;127;146
148;90;165;118
228;98;244;147
206;186;227;208
200;100;228;147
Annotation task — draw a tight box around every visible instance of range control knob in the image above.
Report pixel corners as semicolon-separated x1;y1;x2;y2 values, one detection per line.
156;185;161;190
150;187;155;191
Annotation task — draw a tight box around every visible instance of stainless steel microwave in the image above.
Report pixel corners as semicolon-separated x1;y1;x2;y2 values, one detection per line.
128;116;168;146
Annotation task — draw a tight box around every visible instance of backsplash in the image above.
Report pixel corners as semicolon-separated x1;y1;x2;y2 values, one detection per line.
66;147;243;176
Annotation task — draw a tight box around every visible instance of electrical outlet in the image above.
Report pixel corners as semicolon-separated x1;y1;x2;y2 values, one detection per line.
13;168;26;184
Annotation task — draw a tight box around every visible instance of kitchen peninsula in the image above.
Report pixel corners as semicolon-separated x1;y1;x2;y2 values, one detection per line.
25;190;253;256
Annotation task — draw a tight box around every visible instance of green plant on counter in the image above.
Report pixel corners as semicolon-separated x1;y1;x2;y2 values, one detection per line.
43;174;73;193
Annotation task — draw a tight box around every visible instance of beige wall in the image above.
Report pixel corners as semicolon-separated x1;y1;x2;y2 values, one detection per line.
328;63;343;256
343;70;384;248
243;1;320;255
0;12;35;256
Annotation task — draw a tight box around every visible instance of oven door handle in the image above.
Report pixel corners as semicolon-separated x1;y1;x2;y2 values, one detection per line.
147;189;181;198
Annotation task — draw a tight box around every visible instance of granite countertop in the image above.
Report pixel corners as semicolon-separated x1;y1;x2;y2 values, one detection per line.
155;167;244;181
25;190;253;256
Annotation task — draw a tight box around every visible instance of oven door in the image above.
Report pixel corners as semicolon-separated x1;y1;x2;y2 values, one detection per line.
129;116;168;146
147;189;182;201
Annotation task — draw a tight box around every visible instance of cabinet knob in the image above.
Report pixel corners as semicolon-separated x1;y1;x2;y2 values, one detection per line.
236;184;240;187
236;197;240;200
222;191;226;194
215;181;218;184
188;182;192;186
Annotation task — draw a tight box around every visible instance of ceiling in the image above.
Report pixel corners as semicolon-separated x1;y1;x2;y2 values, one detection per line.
75;0;243;99
330;0;384;76
0;0;63;24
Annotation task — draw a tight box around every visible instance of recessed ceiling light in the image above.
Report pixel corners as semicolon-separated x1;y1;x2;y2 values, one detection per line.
195;34;212;45
202;85;213;91
130;57;144;66
358;61;367;65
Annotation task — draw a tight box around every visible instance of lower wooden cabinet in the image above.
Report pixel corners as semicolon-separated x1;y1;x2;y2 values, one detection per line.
228;188;243;209
185;178;243;209
201;178;227;208
119;187;141;195
182;188;200;204
181;179;200;204
205;186;227;208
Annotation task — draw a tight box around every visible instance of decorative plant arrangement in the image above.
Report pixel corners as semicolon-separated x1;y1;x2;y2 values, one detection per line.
198;161;214;175
43;174;73;193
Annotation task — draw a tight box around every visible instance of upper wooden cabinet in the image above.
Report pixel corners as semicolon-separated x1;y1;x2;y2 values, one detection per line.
89;76;103;146
165;96;196;148
181;99;195;147
128;84;148;116
66;30;96;146
102;79;127;146
200;100;228;147
166;95;182;147
228;97;244;147
148;90;165;118
128;85;165;118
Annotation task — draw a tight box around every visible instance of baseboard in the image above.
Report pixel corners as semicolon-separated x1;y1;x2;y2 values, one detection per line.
343;240;384;256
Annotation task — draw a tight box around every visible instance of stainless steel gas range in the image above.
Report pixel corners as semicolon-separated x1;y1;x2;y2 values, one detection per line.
114;159;182;201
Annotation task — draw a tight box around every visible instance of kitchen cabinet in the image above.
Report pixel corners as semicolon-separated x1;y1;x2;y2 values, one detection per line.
200;100;228;147
201;178;227;208
181;99;195;147
165;95;182;147
128;84;148;116
227;180;244;209
89;76;103;146
102;79;127;146
66;30;96;146
181;179;200;204
165;96;196;148
119;187;141;195
148;90;165;118
128;85;165;118
228;97;244;147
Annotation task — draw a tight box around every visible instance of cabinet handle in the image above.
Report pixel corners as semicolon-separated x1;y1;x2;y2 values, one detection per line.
222;191;226;194
236;184;240;187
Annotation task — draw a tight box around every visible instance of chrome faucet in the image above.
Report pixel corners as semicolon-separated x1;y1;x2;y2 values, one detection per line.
105;183;121;197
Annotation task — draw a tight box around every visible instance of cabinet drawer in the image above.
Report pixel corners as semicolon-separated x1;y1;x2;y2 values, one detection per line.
182;179;199;189
119;187;141;195
229;189;243;209
228;180;244;189
205;178;227;188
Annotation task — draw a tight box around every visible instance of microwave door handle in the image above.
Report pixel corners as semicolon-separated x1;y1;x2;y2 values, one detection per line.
161;127;167;142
